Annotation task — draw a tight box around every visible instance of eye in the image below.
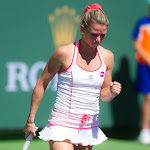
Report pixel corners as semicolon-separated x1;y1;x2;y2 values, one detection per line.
90;33;106;38
90;33;99;37
100;34;105;38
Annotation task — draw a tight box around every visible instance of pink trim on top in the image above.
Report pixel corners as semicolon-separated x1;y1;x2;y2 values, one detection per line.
76;41;102;72
48;122;98;129
97;46;106;69
69;70;73;113
58;42;77;74
96;101;99;113
97;47;106;90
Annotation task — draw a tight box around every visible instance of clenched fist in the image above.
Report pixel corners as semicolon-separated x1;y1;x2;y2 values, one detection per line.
110;81;122;97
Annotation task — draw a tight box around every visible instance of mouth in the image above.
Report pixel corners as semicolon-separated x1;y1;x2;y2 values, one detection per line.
93;42;100;46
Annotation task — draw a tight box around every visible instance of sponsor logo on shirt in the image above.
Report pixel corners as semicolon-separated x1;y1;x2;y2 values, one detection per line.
88;75;93;79
100;72;104;77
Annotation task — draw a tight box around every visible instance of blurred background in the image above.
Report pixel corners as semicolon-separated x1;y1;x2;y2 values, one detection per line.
0;0;150;149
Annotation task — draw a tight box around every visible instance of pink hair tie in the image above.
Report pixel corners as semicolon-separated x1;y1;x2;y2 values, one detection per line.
86;3;102;12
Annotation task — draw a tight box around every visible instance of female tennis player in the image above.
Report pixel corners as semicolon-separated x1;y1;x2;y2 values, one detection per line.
24;3;121;150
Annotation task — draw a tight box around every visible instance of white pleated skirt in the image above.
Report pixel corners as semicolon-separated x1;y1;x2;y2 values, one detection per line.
39;124;108;146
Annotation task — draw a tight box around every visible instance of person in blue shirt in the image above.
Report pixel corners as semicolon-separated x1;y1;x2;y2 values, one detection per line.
132;1;150;145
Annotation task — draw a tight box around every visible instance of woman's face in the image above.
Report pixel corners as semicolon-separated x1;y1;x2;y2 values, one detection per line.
81;22;107;48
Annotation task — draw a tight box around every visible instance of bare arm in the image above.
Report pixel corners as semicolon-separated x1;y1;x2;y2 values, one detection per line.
24;47;63;138
100;49;121;102
133;39;150;65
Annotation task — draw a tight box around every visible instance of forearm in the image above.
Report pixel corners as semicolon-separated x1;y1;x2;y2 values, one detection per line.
136;48;150;64
100;81;121;102
24;84;44;138
134;40;150;64
100;88;115;102
27;82;45;122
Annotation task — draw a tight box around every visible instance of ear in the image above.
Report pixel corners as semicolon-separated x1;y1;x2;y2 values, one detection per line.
80;25;85;34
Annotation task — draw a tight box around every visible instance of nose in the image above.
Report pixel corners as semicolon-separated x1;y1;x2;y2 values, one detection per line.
95;35;101;43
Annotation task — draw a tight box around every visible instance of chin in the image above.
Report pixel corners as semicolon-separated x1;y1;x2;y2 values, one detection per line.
93;43;100;48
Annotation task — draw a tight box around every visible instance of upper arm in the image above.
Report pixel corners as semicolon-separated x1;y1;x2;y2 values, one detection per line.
36;47;64;90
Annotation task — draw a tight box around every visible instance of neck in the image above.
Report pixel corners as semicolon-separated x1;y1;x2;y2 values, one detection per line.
79;38;97;54
79;39;97;64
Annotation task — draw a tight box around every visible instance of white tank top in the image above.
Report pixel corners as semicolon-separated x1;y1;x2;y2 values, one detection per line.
53;40;106;115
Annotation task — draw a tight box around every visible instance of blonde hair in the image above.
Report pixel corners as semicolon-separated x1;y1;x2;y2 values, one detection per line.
80;5;109;28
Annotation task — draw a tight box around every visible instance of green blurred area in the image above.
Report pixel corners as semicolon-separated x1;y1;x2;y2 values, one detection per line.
0;0;148;130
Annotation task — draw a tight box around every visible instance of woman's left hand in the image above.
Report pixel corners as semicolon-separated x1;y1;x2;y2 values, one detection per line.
110;81;122;97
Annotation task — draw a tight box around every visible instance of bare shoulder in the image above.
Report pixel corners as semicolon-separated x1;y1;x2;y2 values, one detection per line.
52;43;75;62
99;46;114;59
49;43;75;71
99;46;114;69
